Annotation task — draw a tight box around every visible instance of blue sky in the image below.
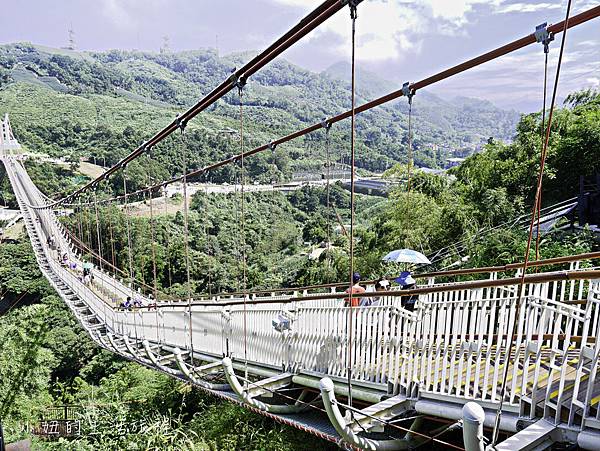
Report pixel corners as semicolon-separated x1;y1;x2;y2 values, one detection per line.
0;0;598;111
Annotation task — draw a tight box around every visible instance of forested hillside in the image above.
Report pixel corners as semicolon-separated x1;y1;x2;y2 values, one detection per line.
0;42;518;176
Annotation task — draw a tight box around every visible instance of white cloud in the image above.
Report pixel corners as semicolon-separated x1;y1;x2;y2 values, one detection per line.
99;0;168;29
586;77;600;87
497;2;562;14
267;0;522;63
268;0;595;110
99;0;133;28
425;0;500;24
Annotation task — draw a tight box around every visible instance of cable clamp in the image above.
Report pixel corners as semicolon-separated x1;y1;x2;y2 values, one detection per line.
344;0;362;18
142;140;153;152
534;22;554;53
235;75;247;95
228;69;239;87
402;82;415;104
267;141;277;151
320;118;332;131
176;114;188;132
229;68;247;93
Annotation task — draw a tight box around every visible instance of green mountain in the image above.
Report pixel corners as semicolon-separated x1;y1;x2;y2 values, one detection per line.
0;42;519;177
324;61;519;148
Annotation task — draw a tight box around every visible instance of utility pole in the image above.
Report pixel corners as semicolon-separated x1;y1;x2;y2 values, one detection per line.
160;35;170;54
68;23;76;51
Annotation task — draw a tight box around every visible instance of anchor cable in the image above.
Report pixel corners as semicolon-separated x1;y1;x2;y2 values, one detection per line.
179;123;195;365
535;29;552;261
346;0;358;414
238;81;250;387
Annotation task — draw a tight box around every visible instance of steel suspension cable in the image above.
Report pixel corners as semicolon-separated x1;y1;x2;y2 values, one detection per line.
148;169;159;304
232;172;240;292
146;163;160;343
54;5;600;214
122;166;139;343
39;0;345;209
324;121;333;277
535;32;552;262
76;203;83;247
179;124;195;365
491;0;572;445
92;189;105;293
238;83;250;387
163;185;173;288
105;181;117;269
346;0;358;414
86;194;95;261
203;177;212;297
406;89;414;194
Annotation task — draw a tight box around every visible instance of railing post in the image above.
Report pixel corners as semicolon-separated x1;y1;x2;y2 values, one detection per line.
462;402;485;451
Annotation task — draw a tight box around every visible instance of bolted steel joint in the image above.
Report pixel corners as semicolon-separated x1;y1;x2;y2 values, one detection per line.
345;0;361;19
235;75;247;95
176;115;188;132
402;82;416;105
534;22;554;53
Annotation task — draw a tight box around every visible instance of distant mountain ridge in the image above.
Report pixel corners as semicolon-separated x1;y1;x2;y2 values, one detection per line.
0;43;520;173
324;60;519;141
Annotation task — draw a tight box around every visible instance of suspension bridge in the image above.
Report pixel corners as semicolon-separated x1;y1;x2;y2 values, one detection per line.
2;1;600;449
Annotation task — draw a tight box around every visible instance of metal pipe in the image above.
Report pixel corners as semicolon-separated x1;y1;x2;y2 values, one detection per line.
319;377;412;451
415;400;520;432
577;429;600;450
292;374;383;404
172;347;230;390
222;357;306;414
462;402;485;451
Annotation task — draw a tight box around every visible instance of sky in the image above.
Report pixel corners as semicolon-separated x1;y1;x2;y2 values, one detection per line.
0;0;598;112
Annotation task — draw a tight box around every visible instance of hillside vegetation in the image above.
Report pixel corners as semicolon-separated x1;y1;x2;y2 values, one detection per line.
0;43;519;176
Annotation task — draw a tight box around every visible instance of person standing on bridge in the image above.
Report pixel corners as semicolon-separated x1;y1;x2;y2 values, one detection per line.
344;272;366;307
396;272;417;311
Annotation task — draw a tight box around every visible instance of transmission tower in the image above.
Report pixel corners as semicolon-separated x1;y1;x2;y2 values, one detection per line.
67;24;76;51
160;35;171;54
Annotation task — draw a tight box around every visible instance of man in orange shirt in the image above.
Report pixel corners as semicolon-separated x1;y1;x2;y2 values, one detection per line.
345;272;366;307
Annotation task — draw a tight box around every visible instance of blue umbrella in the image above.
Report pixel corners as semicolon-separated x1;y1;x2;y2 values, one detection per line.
381;249;431;265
